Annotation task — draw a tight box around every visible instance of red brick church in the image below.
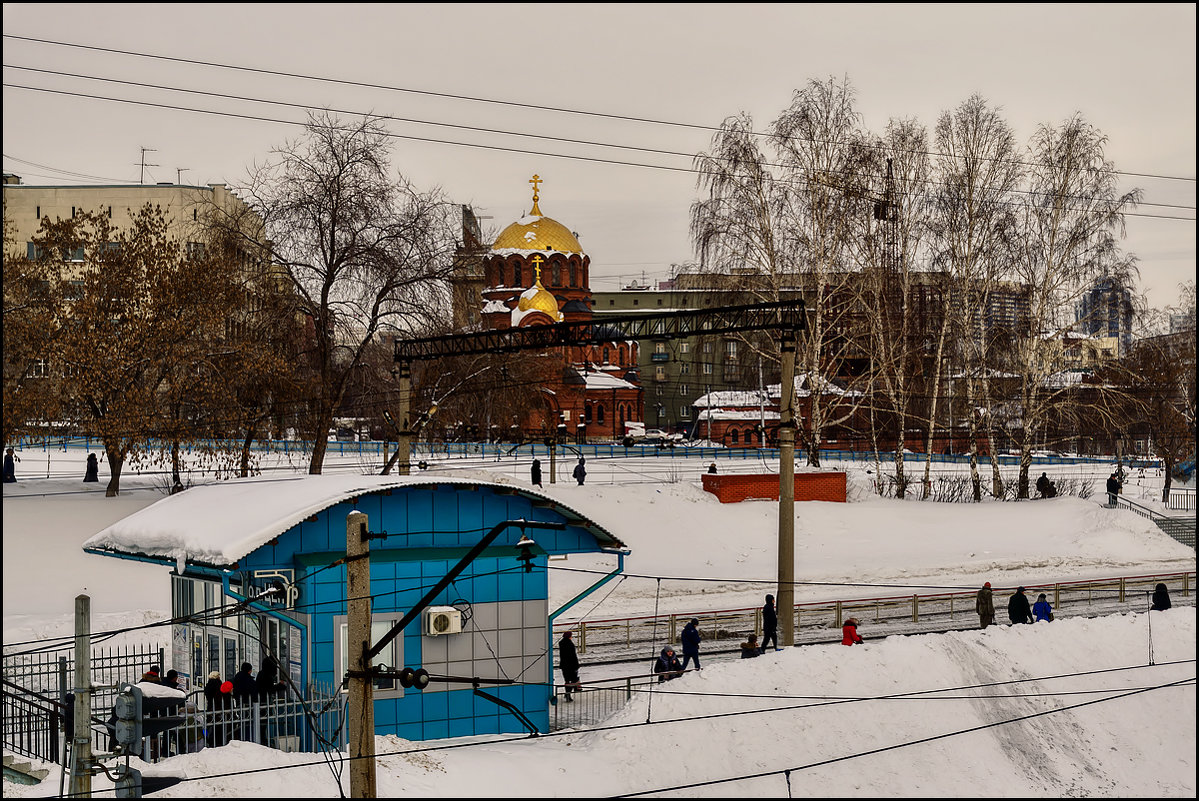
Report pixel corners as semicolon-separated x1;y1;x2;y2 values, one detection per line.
479;176;643;441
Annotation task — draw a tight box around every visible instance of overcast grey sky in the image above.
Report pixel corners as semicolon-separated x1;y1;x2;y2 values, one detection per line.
3;3;1194;311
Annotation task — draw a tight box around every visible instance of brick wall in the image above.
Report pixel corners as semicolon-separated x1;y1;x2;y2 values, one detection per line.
701;472;847;503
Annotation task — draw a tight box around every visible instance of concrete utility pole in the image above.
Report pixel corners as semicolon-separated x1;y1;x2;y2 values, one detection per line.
69;594;92;798
777;333;797;647
345;512;376;798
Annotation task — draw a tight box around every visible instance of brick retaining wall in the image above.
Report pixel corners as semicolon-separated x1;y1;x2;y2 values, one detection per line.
701;472;847;503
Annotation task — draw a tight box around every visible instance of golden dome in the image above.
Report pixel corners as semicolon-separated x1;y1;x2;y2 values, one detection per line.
517;284;563;322
492;214;583;254
491;175;584;254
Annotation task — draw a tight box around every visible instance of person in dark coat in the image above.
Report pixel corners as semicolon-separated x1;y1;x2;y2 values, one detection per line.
203;671;232;747
1008;587;1034;624
707;462;717;474
1036;472;1051;498
1106;473;1120;506
1032;593;1053;622
558;631;581;701
740;633;761;658
231;662;257;702
531;458;543;488
653;647;683;682
1151;583;1172;611
255;655;286;701
163;669;181;690
680;617;702;671
84;453;100;483
141;664;162;684
3;447;18;482
976;582;995;628
761;594;779;651
572;457;586;486
841;617;864;645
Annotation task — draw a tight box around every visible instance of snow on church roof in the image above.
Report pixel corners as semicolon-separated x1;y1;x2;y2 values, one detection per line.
82;473;624;569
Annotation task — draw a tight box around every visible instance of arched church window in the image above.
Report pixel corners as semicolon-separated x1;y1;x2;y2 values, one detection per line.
730;430;739;445
513;262;522;287
597;405;605;424
552;262;561;286
569;262;577;287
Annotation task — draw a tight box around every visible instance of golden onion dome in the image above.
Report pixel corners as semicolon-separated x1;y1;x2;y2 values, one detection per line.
491;174;584;255
491;214;583;254
517;283;563;322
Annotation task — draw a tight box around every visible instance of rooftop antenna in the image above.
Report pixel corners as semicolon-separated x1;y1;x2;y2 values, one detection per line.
176;167;189;185
137;147;158;185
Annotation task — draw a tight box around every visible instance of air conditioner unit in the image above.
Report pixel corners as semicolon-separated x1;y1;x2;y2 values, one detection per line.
423;606;463;636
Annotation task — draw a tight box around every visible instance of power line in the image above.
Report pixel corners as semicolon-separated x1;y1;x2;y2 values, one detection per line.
4;34;1195;185
3;78;1195;223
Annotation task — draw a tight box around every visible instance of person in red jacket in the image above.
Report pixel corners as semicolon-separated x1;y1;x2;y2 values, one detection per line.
842;617;864;646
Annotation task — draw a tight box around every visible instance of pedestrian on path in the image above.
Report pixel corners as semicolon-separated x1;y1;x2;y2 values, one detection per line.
842;617;864;646
1151;583;1172;611
761;594;779;651
3;447;19;483
1032;593;1054;622
976;582;995;628
680;617;703;671
573;457;586;486
531;458;543;488
558;631;581;701
1008;587;1034;624
84;453;99;483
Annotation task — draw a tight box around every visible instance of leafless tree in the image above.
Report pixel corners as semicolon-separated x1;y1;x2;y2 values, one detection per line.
222;111;458;473
928;95;1023;500
1008;114;1141;497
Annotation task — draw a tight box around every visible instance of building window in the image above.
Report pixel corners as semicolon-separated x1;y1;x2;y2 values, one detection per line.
336;615;401;696
680;406;692;419
513;263;522;287
633;299;639;306
29;358;49;378
597;405;605;424
702;341;713;353
730;430;739;445
679;384;688;396
569;263;577;287
655;365;666;381
679;342;690;354
725;340;738;360
680;363;690;375
702;363;713;375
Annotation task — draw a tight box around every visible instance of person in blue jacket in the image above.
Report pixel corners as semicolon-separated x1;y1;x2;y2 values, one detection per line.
680;617;703;671
1032;593;1053;622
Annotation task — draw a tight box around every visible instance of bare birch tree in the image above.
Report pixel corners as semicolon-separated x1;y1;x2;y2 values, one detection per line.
1008;114;1141;497
928;95;1022;500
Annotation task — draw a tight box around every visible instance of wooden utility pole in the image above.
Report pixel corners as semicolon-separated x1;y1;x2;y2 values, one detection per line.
68;594;92;798
346;512;376;798
777;333;797;647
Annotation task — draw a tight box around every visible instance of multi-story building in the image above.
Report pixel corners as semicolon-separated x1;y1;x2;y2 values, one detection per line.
1075;276;1134;358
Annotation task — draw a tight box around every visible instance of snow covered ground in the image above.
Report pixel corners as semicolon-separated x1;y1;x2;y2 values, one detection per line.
2;447;1195;797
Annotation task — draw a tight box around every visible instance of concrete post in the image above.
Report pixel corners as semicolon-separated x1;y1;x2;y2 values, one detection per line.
69;594;91;799
346;512;376;798
777;334;796;646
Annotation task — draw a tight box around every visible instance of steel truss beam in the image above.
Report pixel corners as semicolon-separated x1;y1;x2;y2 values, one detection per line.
393;299;806;362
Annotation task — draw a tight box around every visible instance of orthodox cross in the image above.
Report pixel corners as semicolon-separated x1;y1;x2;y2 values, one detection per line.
531;254;544;285
529;174;543;215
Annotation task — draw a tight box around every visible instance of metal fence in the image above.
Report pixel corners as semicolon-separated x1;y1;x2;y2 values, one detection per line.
1166;487;1196;513
553;571;1195;664
549;674;660;731
1;640;344;765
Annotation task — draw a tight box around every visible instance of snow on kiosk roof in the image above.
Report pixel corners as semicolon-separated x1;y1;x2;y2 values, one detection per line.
82;474;626;569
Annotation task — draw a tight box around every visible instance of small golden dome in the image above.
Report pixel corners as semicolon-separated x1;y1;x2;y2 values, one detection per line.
517;284;562;321
492;215;583;254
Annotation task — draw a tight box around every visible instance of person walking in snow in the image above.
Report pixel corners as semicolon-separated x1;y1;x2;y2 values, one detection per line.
841;617;864;645
558;631;581;701
1151;583;1172;611
761;594;779;651
1032;593;1053;622
572;457;586;486
1036;472;1051;498
680;617;703;671
976;582;995;628
3;447;18;483
1008;587;1034;624
84;453;99;483
653;647;683;682
531;458;542;488
1106;472;1121;506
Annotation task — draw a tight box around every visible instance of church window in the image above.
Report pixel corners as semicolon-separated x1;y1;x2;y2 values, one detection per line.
513;262;522;287
569;263;577;287
552;262;561;286
597;405;605;424
730;430;739;445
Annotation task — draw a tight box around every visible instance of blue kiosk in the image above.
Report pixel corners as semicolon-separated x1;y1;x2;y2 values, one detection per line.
83;473;627;741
